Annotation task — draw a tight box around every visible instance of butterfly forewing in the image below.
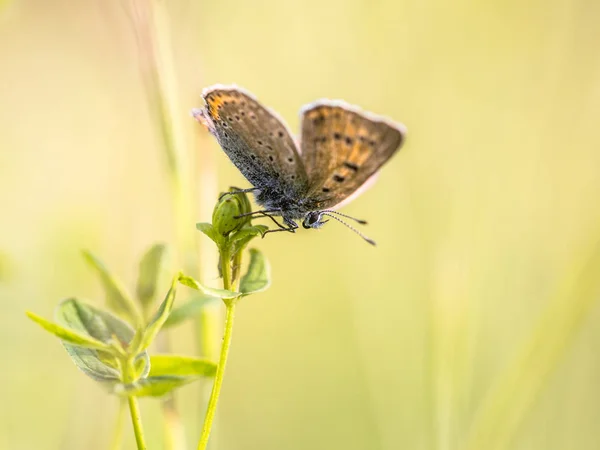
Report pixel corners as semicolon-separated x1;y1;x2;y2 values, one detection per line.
201;86;308;196
300;102;406;210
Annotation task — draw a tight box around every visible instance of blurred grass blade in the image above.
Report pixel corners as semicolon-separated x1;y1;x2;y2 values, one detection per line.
138;276;178;352
163;295;218;328
128;0;198;447
82;250;141;325
240;248;270;296
26;311;110;350
0;249;13;282
109;399;127;450
136;243;168;312
114;376;197;397
178;274;239;299
149;355;217;377
465;240;600;450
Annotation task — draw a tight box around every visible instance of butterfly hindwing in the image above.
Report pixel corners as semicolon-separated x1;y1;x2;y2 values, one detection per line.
299;101;406;210
200;85;308;196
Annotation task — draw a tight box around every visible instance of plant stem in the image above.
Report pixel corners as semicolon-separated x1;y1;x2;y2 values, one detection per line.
122;357;147;450
197;247;238;450
128;396;148;450
220;248;233;292
197;301;236;450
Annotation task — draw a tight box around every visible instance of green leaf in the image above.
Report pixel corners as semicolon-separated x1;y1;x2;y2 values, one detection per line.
53;299;150;382
114;376;197;397
240;248;271;296
178;274;239;299
59;299;149;381
72;348;127;381
65;346;122;382
136;243;168;311
56;298;136;345
97;349;121;371
82;250;140;325
230;225;268;243
134;352;150;379
128;326;145;357
230;225;269;256
28;300;154;384
196;223;222;245
137;276;178;352
149;355;217;377
163;294;218;328
26;311;109;351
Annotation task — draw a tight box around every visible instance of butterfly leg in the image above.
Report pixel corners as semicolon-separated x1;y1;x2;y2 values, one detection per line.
232;209;288;231
235;209;279;218
234;209;297;235
261;217;298;237
235;210;286;230
262;214;291;231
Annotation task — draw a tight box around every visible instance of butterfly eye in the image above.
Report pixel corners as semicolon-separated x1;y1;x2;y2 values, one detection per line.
302;212;322;229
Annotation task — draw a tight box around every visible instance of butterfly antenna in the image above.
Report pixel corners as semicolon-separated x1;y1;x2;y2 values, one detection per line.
321;213;376;246
322;210;368;225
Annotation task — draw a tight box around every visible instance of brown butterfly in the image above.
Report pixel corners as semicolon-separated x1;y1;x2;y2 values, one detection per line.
192;85;406;245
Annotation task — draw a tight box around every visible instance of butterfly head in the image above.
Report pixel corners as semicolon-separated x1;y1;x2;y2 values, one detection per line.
302;211;329;229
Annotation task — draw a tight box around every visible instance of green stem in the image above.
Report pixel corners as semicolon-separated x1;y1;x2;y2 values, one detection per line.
197;246;238;450
197;301;236;450
128;396;147;450
123;358;147;450
220;247;233;292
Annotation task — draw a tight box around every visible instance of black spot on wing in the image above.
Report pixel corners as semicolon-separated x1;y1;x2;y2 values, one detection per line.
343;161;359;171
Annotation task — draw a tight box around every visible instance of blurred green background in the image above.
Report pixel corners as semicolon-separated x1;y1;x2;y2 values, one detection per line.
2;0;600;449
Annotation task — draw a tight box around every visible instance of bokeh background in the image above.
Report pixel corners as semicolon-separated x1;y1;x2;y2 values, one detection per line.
2;0;600;449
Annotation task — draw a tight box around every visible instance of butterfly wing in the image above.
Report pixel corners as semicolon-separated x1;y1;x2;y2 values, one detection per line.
195;85;308;196
299;100;406;210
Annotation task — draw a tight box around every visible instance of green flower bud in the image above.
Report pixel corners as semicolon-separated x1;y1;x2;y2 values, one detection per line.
212;190;252;236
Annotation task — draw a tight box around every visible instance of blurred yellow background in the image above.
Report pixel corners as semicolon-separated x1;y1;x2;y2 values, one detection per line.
2;0;600;449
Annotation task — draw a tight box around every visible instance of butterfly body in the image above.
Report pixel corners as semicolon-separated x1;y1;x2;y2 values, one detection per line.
193;85;406;243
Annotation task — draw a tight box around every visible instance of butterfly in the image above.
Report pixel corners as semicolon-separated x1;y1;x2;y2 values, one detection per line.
192;85;406;245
